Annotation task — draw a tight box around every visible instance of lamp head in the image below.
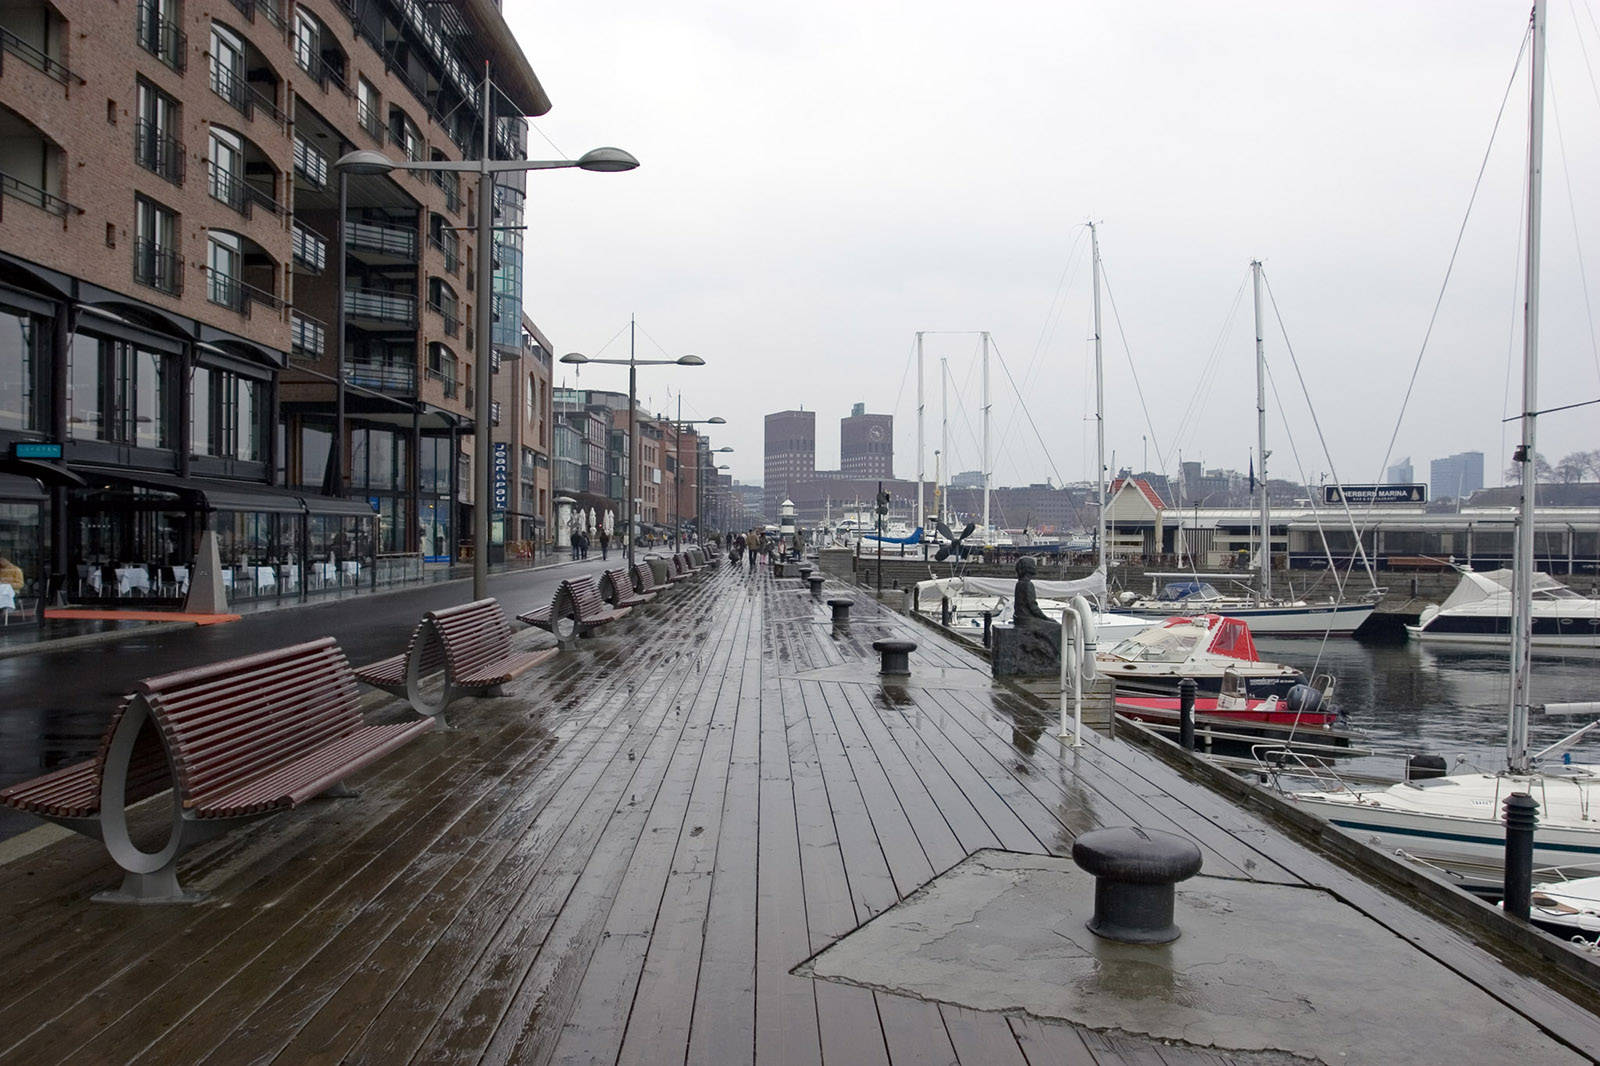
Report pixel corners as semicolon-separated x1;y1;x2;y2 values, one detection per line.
707;416;726;424
715;446;734;453
560;352;589;364
333;149;396;175
676;354;705;366
576;147;640;173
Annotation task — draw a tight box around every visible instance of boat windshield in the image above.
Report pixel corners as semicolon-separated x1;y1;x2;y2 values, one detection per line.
1106;623;1208;663
1157;581;1220;602
1533;586;1585;600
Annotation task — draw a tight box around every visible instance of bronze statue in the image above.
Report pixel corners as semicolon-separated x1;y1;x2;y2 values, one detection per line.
994;555;1061;678
1013;556;1053;628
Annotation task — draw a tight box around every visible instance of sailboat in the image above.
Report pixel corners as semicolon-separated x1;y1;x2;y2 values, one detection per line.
1283;0;1600;891
1113;262;1382;636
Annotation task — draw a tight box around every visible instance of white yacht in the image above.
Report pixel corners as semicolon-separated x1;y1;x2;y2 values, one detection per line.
1115;574;1379;636
1408;568;1600;650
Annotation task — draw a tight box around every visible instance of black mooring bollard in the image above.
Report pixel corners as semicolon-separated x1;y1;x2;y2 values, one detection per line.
828;598;853;625
871;638;916;676
940;597;951;627
1073;826;1203;944
808;575;825;601
982;611;993;648
798;565;813;582
1179;677;1197;751
1503;792;1539;921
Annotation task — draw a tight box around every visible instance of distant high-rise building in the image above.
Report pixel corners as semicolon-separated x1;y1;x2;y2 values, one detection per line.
1386;457;1414;485
840;404;894;479
764;410;815;519
1430;451;1484;499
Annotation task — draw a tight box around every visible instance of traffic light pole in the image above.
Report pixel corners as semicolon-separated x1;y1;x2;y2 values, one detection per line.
876;480;884;596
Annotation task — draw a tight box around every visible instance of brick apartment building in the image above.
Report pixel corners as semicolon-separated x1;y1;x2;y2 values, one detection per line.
0;0;553;609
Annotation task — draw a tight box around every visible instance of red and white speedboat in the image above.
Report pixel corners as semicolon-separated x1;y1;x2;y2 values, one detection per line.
1096;614;1306;701
1116;686;1338;730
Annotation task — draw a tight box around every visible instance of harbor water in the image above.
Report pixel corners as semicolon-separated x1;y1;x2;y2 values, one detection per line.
1253;634;1600;774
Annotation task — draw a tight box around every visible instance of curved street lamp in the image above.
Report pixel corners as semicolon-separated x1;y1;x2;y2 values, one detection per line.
561;324;704;564
333;80;637;601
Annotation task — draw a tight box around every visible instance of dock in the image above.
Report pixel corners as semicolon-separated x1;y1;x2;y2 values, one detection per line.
0;563;1596;1064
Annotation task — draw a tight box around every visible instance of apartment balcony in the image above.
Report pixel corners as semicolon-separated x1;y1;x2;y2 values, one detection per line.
209;41;284;129
426;299;459;338
207;161;284;220
133;121;185;186
205;240;283;318
346;220;418;263
134;0;186;74
356;97;384;145
426;366;458;400
225;0;288;36
132;239;183;297
293;133;328;189
344;288;417;328
290;309;325;358
347;360;416;394
0;8;83;91
0;110;77;222
428;231;459;275
291;221;327;273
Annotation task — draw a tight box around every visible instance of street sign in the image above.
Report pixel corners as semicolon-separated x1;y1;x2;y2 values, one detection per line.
492;442;510;510
1323;484;1426;505
10;441;63;460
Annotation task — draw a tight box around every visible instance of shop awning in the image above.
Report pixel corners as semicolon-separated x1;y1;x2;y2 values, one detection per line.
0;458;84;487
73;466;307;514
300;494;380;518
0;473;48;500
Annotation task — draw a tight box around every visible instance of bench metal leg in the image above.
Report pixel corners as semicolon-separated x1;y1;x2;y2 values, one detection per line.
405;623;455;728
94;866;206;905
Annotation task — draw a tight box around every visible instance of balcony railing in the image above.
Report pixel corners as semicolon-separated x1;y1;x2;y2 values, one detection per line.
347;360;417;393
0;27;83;85
208;162;282;218
0;171;77;218
135;1;186;73
133;239;183;296
210;63;284;126
427;299;459;337
293;134;328;187
428;232;460;274
296;45;349;95
290;310;326;358
206;269;283;316
426;366;458;399
134;121;185;186
346;220;418;259
356;97;385;144
431;170;460;213
292;222;327;272
344;288;417;326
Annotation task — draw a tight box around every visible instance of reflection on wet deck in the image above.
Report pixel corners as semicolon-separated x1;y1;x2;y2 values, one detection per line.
0;564;1594;1064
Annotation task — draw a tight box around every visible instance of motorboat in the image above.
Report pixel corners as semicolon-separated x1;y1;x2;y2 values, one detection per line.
1519;875;1600;941
1115;680;1338;731
916;574;1150;644
1095;614;1306;700
1115;574;1379;636
1408;568;1600;650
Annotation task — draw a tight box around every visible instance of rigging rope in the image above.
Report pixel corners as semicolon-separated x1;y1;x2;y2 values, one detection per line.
1546;64;1600;389
1097;261;1170;479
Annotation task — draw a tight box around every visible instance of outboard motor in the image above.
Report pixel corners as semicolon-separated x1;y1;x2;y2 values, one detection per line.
1408;754;1449;780
1283;684;1323;716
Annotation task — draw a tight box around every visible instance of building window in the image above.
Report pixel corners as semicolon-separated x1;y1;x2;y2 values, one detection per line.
357;78;382;142
192;367;265;460
208;127;246;213
0;305;43;432
389;107;424;164
292;10;319;76
135;79;183;185
209;24;249;115
207;232;243;310
68;333;172;449
427;343;458;397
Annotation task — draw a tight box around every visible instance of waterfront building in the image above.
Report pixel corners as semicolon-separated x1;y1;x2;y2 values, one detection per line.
839;402;892;479
763;409;814;520
1386;457;1414;485
1430;450;1485;500
488;314;552;558
0;0;552;610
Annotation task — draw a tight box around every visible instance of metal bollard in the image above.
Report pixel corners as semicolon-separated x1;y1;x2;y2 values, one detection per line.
1502;792;1539;921
1178;677;1197;751
940;597;951;627
982;611;992;648
828;598;853;625
871;638;916;676
808;575;825;601
1072;826;1203;944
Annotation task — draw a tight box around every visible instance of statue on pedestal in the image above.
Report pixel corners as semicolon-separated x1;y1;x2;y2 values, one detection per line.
991;556;1062;678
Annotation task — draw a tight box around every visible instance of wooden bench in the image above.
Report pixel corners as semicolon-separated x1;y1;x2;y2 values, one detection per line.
517;575;631;648
599;567;654;609
633;561;669;598
357;598;556;720
647;556;685;587
0;637;435;903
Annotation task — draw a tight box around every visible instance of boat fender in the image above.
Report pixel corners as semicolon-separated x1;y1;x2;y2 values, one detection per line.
1070;594;1097;679
1407;754;1449;780
1283;684;1323;716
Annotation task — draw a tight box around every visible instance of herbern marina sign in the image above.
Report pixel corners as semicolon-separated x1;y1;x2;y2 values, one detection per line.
1323;484;1427;506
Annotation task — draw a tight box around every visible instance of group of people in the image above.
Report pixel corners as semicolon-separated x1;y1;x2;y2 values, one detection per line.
724;528;773;572
568;528;612;561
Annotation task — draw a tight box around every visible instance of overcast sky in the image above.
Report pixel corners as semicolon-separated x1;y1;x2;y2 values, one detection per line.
504;1;1600;494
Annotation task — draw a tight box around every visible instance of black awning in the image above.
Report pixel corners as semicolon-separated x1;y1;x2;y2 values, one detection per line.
300;494;379;518
0;458;85;487
72;465;304;513
0;473;47;500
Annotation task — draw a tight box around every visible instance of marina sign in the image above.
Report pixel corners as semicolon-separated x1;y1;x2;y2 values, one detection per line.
1323;484;1426;505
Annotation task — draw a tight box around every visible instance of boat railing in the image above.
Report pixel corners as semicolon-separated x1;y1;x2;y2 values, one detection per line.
1250;744;1358;794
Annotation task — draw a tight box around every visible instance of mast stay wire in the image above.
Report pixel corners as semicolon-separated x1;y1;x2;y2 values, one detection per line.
1167;270;1251;467
1546;64;1600;389
1366;24;1531;506
1260;271;1381;592
1097;261;1170;478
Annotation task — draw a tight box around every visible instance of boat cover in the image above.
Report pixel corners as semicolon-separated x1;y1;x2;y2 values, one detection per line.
916;569;1108;603
1438;568;1569;610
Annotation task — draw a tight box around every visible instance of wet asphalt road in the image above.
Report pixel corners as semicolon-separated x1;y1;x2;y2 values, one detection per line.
0;555;619;840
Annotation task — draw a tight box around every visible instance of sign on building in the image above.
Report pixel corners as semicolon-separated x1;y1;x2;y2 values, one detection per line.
1323;484;1426;505
493;442;510;512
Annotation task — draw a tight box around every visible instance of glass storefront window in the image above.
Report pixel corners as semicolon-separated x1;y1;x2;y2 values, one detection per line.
0;308;40;432
191;366;213;455
136;346;168;449
0;500;43;606
299;423;331;488
67;333;103;440
419;498;450;561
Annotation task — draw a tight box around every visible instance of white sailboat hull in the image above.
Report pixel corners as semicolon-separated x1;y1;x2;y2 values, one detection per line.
1121;601;1375;635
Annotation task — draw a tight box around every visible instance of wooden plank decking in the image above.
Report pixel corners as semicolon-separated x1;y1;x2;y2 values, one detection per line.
0;564;1595;1065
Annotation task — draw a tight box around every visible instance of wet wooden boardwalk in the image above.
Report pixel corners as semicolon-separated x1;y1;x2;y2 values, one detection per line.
0;562;1595;1065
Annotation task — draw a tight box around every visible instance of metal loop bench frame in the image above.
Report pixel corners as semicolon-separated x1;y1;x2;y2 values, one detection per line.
517;578;630;650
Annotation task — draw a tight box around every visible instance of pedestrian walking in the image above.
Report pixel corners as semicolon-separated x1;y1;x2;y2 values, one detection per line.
745;528;760;574
570;527;580;561
600;529;610;560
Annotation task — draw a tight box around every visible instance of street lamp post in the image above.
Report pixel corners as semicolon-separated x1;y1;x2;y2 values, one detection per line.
561;325;704;566
665;400;726;549
333;68;637;602
695;447;733;545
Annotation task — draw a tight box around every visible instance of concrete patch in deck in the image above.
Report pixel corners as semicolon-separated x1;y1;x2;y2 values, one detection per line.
796;849;1588;1065
785;662;1000;691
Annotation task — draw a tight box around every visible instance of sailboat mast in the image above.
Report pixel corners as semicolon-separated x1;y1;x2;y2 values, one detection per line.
1510;0;1545;775
940;355;949;526
982;331;991;542
916;332;925;528
1252;259;1271;600
1091;222;1106;573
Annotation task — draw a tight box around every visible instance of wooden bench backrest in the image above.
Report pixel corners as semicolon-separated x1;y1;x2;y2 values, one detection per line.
601;568;633;603
427;598;513;672
124;637;361;803
632;562;658;593
563;575;609;620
